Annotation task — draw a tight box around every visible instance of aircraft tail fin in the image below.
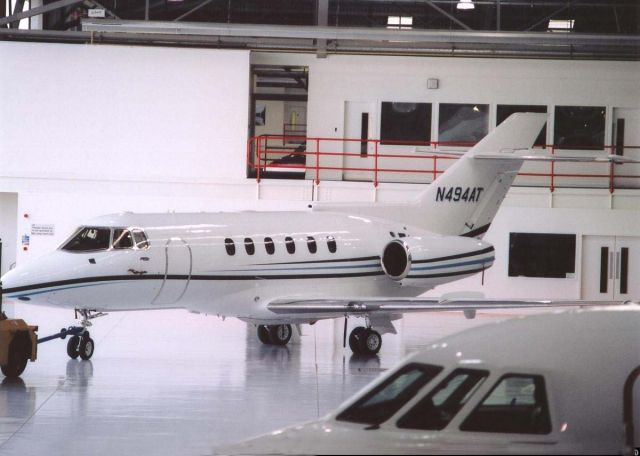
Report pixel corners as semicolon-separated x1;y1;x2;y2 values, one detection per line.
413;112;547;237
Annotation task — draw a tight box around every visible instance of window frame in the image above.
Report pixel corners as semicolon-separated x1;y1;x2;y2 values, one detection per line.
508;232;576;279
60;226;114;253
264;237;275;255
380;101;432;146
131;228;150;250
244;237;255;255
113;228;134;250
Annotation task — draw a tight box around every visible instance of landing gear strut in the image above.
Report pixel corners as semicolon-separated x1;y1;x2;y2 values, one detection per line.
349;326;382;356
257;324;292;346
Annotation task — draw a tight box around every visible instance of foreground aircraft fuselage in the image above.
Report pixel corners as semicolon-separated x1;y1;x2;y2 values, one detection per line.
2;211;493;324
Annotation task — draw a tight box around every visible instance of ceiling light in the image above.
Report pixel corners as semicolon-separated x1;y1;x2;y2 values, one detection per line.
457;0;475;10
548;19;574;31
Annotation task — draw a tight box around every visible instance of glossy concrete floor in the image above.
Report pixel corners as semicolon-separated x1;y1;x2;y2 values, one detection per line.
0;304;541;456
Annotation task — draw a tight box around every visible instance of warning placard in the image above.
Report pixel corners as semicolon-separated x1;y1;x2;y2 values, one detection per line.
31;224;55;236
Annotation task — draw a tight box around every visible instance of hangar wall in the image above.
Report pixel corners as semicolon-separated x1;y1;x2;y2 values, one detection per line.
0;42;250;182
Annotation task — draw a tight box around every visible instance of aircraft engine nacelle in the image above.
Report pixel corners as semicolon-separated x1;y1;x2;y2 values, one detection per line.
380;236;495;288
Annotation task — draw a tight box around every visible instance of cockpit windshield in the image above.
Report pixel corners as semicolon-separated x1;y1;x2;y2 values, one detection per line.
62;227;111;252
62;227;149;252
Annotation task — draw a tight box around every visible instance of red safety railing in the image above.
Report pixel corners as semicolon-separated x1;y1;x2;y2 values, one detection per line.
247;135;640;193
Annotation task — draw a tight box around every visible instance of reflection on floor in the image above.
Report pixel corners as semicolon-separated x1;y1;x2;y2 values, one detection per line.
0;304;542;455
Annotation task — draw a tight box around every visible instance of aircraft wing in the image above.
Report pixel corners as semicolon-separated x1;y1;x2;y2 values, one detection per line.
267;297;617;317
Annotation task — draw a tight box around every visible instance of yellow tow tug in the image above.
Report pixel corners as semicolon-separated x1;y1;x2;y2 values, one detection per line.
0;283;38;378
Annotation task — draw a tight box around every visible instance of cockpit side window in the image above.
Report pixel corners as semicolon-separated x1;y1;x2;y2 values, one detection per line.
113;229;134;249
459;374;551;434
336;363;443;426
396;368;489;431
62;227;111;252
132;229;149;250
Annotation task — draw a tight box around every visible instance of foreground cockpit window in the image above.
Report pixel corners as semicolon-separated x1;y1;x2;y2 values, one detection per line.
62;227;111;252
460;374;551;434
397;368;489;431
113;229;134;249
336;363;443;426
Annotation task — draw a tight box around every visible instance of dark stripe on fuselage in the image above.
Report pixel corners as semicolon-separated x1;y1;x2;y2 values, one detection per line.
407;266;487;279
460;223;491;238
412;246;494;265
253;255;380;266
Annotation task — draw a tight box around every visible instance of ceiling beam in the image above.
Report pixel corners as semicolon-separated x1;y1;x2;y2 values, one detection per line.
423;0;472;31
0;0;84;27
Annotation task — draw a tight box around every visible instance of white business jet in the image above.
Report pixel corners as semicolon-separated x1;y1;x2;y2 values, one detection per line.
0;113;592;361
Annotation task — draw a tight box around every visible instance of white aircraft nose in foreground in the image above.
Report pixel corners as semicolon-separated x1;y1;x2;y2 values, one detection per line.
2;113;591;358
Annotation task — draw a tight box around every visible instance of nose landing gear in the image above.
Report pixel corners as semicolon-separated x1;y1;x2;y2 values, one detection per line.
64;309;104;361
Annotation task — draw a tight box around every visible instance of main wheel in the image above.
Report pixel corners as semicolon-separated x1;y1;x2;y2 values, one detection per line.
348;327;367;354
1;335;30;378
79;337;95;361
257;325;271;345
267;324;292;346
67;336;80;359
360;329;382;356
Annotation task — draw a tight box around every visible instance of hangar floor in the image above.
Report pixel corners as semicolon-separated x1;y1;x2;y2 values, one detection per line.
0;305;539;455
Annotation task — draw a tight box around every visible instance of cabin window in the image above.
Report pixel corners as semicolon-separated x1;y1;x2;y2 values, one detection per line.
285;237;295;254
460;374;551;435
327;236;337;253
438;103;489;144
397;368;489;431
62;227;111;252
554;105;605;150
264;237;275;255
508;233;576;279
244;238;255;255
132;229;149;250
224;238;236;256
307;236;317;254
380;102;431;146
336;363;443;426
496;105;547;147
113;229;134;249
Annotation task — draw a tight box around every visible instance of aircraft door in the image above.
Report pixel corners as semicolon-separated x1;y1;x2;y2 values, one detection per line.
152;238;192;307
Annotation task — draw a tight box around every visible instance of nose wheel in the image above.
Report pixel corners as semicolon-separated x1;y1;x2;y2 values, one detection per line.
349;326;382;356
66;333;95;361
256;324;292;346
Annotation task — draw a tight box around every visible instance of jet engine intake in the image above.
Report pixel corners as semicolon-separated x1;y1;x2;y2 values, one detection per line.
381;240;411;281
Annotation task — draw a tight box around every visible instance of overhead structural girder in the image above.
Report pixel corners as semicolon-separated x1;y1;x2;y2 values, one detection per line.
1;20;639;61
0;0;83;27
424;0;472;31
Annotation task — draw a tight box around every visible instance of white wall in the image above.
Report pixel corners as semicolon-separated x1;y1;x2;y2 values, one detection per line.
1;42;250;182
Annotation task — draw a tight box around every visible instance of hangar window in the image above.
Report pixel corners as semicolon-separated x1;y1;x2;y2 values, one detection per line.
508;233;576;279
62;227;111;252
327;236;337;253
380;102;431;146
438;104;489;144
397;368;489;431
497;105;547;147
307;236;317;254
336;363;443;425
224;238;236;256
113;229;134;249
554;106;605;150
285;237;296;254
244;238;255;255
132;229;149;250
460;374;551;435
264;237;275;255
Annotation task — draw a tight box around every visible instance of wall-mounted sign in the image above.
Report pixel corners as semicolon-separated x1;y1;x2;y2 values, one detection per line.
31;224;55;236
88;8;106;18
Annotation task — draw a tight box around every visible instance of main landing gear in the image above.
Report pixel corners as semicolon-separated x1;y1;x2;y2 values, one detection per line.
257;324;292;346
348;326;382;356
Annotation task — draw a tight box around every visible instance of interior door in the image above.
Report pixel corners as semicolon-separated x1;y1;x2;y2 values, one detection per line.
152;238;192;306
343;101;376;181
581;235;639;301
